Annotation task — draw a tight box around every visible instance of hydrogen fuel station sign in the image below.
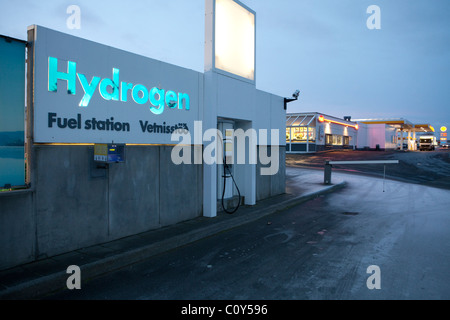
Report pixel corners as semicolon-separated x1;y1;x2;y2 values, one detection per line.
31;26;201;144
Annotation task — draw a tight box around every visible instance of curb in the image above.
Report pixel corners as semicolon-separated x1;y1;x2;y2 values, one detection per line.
0;181;346;300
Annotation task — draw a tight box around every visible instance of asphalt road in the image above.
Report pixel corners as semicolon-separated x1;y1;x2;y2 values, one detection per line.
286;148;450;190
44;166;450;301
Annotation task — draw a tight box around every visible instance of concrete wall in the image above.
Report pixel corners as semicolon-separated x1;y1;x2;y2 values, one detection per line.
0;144;203;270
0;191;35;270
256;146;286;201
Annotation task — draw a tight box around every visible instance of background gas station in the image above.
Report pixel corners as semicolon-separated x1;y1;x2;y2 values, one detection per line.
286;113;438;153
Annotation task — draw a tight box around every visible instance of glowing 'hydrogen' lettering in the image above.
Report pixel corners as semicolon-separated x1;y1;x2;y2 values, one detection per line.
48;57;190;115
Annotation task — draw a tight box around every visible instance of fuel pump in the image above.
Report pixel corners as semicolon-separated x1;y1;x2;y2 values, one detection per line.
217;120;241;214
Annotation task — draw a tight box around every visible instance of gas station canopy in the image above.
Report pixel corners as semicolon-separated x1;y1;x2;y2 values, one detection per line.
413;124;435;133
354;118;434;133
355;118;414;130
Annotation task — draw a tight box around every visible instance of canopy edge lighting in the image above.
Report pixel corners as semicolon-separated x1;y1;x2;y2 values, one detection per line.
318;115;358;130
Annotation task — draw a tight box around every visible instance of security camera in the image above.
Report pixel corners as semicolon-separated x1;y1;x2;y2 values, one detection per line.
284;90;300;110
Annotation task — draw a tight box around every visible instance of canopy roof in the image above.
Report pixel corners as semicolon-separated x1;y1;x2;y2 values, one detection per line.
353;118;434;132
286;114;316;127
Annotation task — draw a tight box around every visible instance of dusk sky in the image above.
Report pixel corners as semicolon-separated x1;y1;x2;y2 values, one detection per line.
1;0;449;130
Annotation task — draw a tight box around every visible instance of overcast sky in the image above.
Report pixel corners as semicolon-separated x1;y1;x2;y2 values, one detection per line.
1;0;449;130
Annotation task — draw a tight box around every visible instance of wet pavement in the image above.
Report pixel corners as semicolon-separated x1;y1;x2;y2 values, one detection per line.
3;149;449;301
0;167;345;300
42;168;450;300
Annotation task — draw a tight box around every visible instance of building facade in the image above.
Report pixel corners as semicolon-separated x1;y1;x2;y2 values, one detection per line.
286;113;358;153
354;118;435;151
0;0;287;271
286;113;436;153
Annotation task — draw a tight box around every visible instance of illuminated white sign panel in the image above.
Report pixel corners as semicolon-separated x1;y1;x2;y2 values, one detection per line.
32;26;201;144
214;0;255;82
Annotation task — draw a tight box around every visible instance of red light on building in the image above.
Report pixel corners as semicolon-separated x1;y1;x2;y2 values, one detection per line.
318;115;358;129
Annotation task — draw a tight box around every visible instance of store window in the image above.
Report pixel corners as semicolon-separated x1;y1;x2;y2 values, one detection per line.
344;136;350;146
291;127;316;142
286;128;291;143
333;135;343;146
326;134;344;146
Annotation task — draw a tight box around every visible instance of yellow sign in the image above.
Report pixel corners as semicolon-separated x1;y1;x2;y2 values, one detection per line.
94;144;108;162
441;126;447;132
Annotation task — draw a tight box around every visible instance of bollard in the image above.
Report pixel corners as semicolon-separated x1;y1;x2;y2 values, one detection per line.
323;160;399;188
324;162;332;185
